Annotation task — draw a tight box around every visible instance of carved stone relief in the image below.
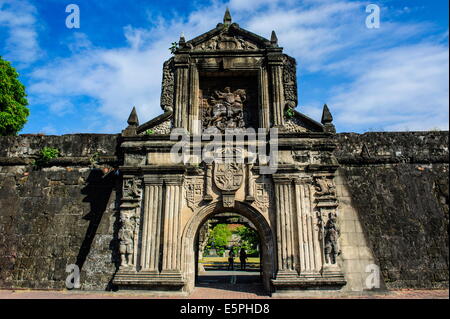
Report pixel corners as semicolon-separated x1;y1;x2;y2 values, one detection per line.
123;177;143;199
184;177;204;210
214;162;244;191
202;87;247;131
160;58;175;112
292;150;311;164
282;55;298;109
118;209;139;269
313;176;336;197
194;33;259;52
254;183;272;211
322;212;340;265
150;119;172;135
284;117;309;133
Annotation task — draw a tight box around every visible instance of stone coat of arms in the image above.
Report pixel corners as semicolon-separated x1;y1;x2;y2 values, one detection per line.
213;162;244;191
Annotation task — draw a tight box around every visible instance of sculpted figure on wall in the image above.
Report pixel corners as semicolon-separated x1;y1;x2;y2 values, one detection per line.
203;87;246;131
118;211;138;268
324;213;340;264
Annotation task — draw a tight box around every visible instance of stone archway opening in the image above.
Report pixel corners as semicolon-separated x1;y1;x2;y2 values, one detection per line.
194;212;263;291
182;201;275;295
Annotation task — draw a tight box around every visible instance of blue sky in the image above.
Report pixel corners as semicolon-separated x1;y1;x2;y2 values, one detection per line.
0;0;448;134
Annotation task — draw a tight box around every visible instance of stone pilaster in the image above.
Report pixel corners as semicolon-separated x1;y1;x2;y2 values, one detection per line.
140;176;164;273
259;68;271;129
161;175;184;276
293;178;322;277
273;176;297;277
268;54;285;127
174;54;189;129
188;64;200;134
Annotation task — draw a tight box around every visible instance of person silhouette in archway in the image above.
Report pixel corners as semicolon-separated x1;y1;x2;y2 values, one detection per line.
227;247;235;270
239;248;248;271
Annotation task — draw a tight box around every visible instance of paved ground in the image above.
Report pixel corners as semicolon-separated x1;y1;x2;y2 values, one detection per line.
0;288;447;299
0;270;448;299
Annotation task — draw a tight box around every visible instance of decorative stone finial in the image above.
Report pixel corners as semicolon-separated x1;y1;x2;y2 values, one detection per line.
271;30;278;46
223;7;232;25
321;104;335;133
321;104;333;124
127;106;139;127
179;32;186;46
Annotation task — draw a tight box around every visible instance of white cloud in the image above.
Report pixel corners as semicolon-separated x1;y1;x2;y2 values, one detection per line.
329;43;449;132
0;0;42;65
22;0;449;133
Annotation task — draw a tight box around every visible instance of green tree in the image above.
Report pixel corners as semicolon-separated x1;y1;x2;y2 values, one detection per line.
233;225;259;253
208;224;232;248
0;56;29;136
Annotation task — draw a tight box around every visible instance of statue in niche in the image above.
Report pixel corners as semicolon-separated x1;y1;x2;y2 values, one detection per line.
314;176;336;197
324;213;340;264
118;211;137;268
203;87;246;131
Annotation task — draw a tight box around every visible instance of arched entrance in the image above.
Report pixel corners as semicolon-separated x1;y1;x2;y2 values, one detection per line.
182;201;276;294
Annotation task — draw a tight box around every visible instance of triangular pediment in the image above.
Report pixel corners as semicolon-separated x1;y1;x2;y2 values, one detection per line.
187;23;272;52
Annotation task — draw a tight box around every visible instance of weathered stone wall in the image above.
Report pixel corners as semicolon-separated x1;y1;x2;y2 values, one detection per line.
334;131;449;289
0;131;448;290
0;134;121;290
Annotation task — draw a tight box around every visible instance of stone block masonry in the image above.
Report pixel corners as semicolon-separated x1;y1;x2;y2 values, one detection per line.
0;134;121;290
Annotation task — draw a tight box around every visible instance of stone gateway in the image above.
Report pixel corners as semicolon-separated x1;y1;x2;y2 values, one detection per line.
113;10;367;293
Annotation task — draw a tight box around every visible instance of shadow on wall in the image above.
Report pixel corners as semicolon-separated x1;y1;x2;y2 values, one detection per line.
77;168;122;290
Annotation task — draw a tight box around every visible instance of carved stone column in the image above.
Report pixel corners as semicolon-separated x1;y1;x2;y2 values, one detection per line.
259;67;271;129
161;175;184;276
268;53;285;127
293;177;322;277
245;164;255;202
273;176;297;278
174;54;189;129
188;63;200;134
140;176;164;273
